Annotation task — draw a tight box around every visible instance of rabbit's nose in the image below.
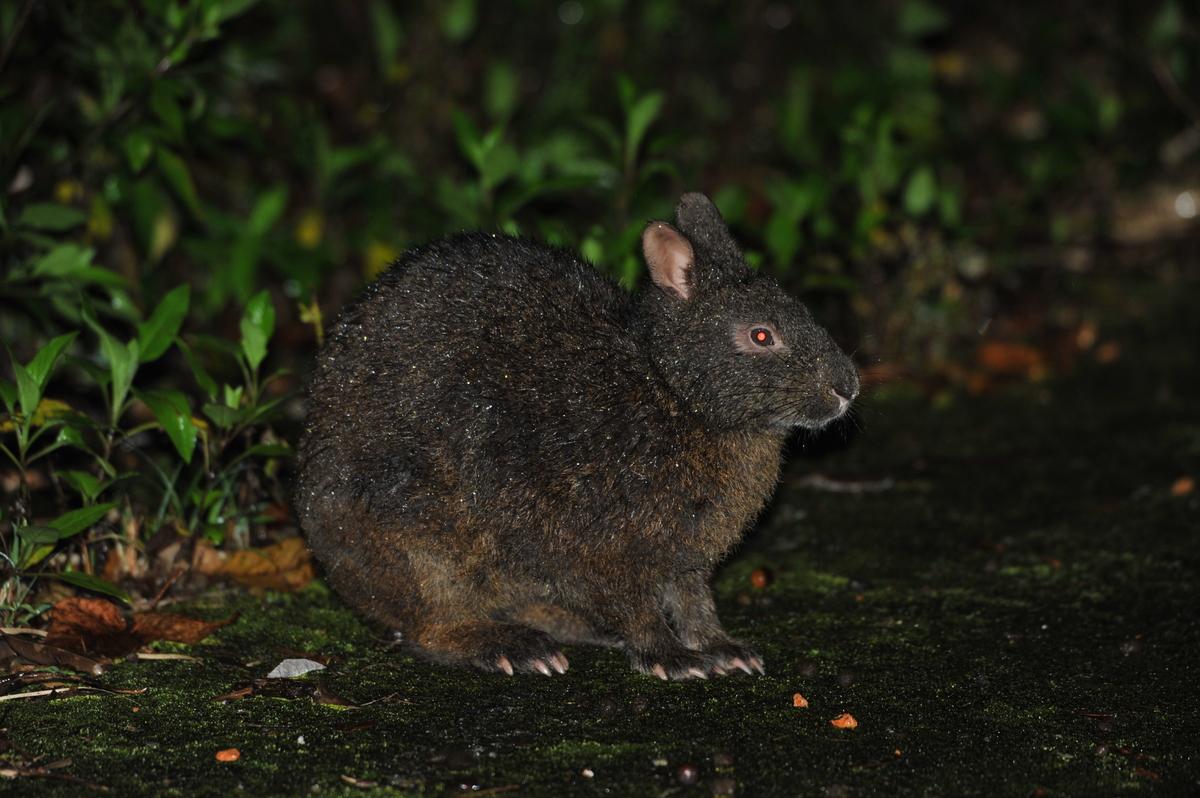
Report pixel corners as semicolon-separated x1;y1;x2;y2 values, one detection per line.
829;387;852;416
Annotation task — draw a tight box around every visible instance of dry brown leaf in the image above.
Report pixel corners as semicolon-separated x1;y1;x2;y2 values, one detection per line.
130;611;234;645
44;597;135;658
0;633;107;676
38;597;233;663
1171;476;1195;497
830;712;858;729
202;537;315;591
792;693;809;708
215;748;241;763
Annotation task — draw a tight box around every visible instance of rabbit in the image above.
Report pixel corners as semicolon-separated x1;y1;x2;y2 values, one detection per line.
295;193;859;680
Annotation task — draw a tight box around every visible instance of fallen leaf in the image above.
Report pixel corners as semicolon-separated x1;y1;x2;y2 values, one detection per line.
130;611;234;645
976;341;1047;379
750;568;771;590
0;637;107;678
792;693;809;708
215;748;240;763
830;713;858;729
44;598;134;657
1171;476;1194;497
37;597;233;663
194;537;314;591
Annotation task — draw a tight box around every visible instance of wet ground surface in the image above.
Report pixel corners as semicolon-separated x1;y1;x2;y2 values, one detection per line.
7;273;1199;796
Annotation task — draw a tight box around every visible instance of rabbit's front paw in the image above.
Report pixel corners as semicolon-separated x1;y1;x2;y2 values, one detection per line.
701;640;765;675
630;647;722;681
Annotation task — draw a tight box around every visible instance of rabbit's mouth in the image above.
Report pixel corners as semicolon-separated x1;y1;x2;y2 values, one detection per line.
773;387;855;431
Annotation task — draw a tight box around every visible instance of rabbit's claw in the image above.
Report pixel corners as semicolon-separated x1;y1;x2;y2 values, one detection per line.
631;648;723;680
703;641;766;676
464;625;569;676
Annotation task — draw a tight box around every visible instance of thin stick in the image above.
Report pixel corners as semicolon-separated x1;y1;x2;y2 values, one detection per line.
0;627;47;636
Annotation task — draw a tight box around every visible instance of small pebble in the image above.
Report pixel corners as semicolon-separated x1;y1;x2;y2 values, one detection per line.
676;763;699;785
581;768;594;779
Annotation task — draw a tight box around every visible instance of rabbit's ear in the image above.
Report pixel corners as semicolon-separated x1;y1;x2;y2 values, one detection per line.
642;221;695;301
674;192;740;262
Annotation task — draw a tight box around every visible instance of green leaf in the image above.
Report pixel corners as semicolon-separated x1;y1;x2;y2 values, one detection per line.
239;290;275;371
177;338;218;400
12;361;39;419
484;62;519;120
440;0;476;42
31;244;94;278
624;91;664;169
137;284;190;362
54;570;130;603
453;111;485;171
0;377;15;412
61;470;102;502
368;0;404;73
1148;0;1183;49
26;332;77;391
903;165;938;216
156;148;203;217
16;525;60;545
18;203;86;231
246;186;287;237
48;502;116;538
150;81;184;139
897;0;949;38
122;130;155;172
203;402;243;428
87;313;139;424
138;389;197;463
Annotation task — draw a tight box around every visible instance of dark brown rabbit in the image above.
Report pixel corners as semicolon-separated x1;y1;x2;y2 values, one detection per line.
296;193;858;679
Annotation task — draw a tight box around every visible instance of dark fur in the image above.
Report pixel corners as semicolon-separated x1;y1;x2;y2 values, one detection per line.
296;193;858;679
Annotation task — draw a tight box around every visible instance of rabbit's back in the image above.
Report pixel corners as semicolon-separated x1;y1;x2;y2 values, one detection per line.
298;234;680;541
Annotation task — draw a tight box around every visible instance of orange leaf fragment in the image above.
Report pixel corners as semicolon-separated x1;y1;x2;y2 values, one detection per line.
1171;476;1194;497
792;693;809;708
830;713;858;729
215;748;240;763
750;568;771;590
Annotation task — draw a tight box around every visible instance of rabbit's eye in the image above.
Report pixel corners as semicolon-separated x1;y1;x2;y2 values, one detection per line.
750;327;775;347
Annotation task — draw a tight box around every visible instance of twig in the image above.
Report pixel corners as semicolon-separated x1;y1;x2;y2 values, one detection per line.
0;627;46;636
0;0;32;75
131;652;198;662
148;565;187;610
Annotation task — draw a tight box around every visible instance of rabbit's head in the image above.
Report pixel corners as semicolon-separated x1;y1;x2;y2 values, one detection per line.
640;193;859;432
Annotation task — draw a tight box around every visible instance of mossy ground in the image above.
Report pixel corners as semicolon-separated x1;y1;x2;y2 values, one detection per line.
6;272;1198;797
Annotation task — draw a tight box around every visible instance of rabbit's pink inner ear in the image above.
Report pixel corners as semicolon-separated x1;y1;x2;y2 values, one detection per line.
642;222;695;301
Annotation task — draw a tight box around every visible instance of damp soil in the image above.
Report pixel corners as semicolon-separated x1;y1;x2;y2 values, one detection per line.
6;271;1199;796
